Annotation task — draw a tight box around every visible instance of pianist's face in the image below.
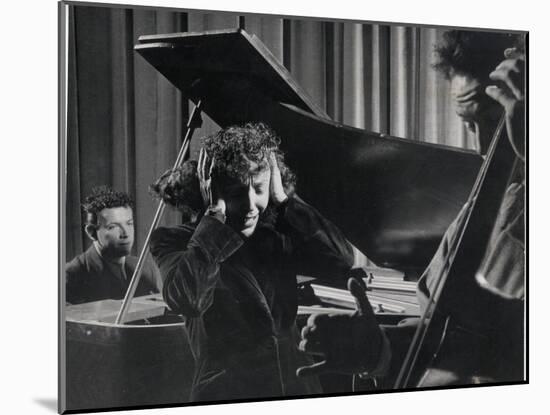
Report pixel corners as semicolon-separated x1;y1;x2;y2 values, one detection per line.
221;161;270;238
93;206;135;259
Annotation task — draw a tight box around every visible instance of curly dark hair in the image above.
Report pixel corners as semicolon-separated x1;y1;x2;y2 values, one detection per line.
149;160;204;221
150;122;296;221
82;186;134;225
433;30;523;80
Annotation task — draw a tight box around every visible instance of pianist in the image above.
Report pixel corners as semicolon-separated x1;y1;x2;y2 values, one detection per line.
149;122;355;401
297;30;525;386
66;186;161;305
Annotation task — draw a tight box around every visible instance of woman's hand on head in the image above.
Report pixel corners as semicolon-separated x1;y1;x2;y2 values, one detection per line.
198;148;226;216
269;153;288;205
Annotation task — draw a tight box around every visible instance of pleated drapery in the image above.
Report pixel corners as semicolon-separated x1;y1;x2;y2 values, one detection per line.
66;5;476;260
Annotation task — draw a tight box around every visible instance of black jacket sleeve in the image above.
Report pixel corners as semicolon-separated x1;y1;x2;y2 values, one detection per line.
150;216;243;316
276;195;355;279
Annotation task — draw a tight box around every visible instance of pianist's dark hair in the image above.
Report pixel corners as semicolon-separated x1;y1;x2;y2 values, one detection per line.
82;186;134;225
150;122;296;222
433;30;523;80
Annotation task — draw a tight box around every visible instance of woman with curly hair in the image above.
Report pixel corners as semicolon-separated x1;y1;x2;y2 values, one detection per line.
149;122;354;402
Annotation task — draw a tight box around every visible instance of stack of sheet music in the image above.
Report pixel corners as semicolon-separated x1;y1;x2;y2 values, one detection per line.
297;266;420;317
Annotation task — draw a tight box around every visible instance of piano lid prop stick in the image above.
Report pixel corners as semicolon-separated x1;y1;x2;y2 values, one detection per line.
115;101;203;325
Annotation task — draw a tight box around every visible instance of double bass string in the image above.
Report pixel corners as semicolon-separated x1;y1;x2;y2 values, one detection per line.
394;114;506;389
115;100;203;325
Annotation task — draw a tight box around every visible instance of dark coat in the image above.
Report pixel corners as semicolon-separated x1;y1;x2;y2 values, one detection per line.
66;245;162;305
150;196;354;402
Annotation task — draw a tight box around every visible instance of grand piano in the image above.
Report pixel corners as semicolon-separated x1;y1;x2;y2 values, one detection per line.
63;29;481;412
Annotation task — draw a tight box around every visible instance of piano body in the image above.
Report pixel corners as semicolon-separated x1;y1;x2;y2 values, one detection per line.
64;29;482;411
65;296;193;410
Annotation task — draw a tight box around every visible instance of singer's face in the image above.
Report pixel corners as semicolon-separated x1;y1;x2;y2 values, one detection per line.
221;161;271;238
95;206;135;259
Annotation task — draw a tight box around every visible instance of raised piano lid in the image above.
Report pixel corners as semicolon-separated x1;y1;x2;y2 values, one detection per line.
135;29;482;275
135;28;329;119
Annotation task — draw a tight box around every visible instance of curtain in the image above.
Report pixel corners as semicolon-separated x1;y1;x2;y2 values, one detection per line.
66;5;476;261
